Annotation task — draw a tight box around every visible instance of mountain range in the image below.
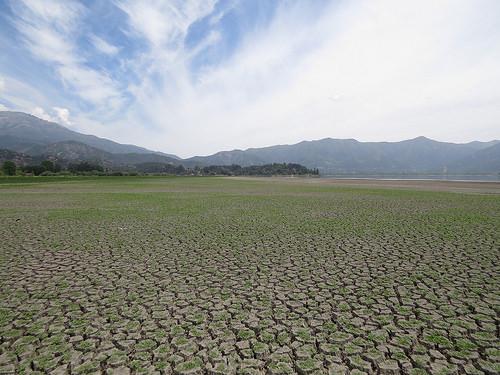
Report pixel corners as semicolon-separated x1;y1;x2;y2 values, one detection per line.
0;111;179;159
1;111;499;174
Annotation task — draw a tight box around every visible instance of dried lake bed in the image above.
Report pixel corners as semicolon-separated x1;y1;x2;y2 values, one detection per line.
0;176;499;374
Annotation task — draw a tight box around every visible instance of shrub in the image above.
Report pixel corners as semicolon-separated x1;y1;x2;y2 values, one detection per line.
2;161;16;176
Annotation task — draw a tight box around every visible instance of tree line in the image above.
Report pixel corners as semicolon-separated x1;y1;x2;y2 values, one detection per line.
196;163;319;176
1;160;319;176
1;160;103;176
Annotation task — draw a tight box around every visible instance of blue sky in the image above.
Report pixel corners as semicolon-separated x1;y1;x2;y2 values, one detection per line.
0;0;499;157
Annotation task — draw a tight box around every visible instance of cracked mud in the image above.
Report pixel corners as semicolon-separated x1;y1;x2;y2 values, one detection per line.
0;177;499;374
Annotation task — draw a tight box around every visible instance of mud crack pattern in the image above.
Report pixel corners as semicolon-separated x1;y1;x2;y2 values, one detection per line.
0;177;499;374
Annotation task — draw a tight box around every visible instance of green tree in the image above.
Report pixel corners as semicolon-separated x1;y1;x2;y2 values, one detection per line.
41;160;55;172
2;160;16;176
22;165;45;176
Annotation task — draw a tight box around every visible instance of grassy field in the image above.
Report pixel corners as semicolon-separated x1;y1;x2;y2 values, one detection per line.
0;176;499;374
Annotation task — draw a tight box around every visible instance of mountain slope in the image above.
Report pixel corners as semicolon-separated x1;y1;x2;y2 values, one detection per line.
448;143;500;173
0;111;179;158
186;137;499;173
0;149;33;166
27;141;179;167
27;140;111;162
1;111;498;174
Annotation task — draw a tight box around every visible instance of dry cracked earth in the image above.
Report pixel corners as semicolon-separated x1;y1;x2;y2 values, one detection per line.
0;177;499;375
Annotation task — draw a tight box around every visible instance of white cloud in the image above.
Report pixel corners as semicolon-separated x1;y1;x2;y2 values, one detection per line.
109;0;500;157
115;0;217;49
4;0;500;156
53;106;71;125
209;0;237;26
11;0;123;109
114;0;220;106
0;76;71;125
29;106;72;126
0;76;7;110
90;35;120;55
32;106;55;122
0;75;52;113
11;0;82;65
57;65;123;109
14;0;83;31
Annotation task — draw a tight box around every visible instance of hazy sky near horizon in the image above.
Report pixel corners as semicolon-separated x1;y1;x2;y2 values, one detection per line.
0;0;499;157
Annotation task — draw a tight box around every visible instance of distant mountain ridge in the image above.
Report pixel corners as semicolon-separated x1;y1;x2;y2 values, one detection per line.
448;142;500;173
186;136;500;174
0;111;179;159
0;111;499;174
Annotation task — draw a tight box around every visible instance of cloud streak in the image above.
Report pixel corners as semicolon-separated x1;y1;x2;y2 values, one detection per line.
1;0;499;156
115;0;500;156
9;0;124;111
90;35;120;56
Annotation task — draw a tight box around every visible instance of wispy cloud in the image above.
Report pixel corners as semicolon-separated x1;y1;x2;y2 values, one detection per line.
1;0;499;156
90;34;120;56
116;0;500;156
115;0;217;49
9;0;123;110
0;75;51;113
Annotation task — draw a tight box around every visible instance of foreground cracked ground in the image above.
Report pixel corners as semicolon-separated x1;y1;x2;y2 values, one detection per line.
0;177;499;374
